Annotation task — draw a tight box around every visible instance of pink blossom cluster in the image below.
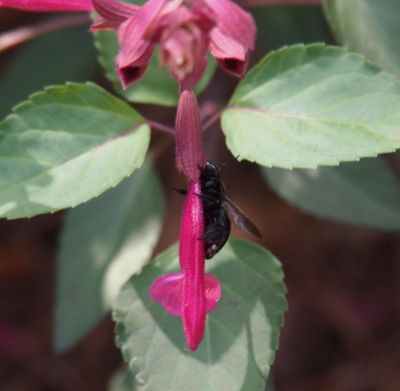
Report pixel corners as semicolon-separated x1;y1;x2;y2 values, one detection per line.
0;0;256;350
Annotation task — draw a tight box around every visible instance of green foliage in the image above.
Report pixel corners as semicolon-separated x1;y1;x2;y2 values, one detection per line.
113;239;287;391
0;82;150;219
222;44;400;169
253;6;329;51
324;0;400;79
53;160;164;353
263;156;400;230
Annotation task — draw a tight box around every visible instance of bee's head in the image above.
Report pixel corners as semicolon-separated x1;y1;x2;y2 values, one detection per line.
205;161;221;178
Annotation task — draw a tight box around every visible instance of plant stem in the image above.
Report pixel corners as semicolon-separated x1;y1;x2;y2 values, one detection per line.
147;120;175;135
203;110;224;133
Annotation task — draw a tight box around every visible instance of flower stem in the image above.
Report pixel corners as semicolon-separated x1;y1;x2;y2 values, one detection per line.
146;120;175;135
203;110;224;133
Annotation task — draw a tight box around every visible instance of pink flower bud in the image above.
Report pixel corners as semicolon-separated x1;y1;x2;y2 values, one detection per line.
175;90;206;182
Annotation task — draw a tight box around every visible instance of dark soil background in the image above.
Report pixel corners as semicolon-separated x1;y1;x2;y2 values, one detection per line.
1;6;400;391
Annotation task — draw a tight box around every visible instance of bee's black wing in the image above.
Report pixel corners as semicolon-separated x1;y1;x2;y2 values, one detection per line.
222;195;263;239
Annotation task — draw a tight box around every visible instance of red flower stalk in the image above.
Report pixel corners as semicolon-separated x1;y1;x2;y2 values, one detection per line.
150;90;220;350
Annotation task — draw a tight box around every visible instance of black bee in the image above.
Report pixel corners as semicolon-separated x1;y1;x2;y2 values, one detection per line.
175;160;262;259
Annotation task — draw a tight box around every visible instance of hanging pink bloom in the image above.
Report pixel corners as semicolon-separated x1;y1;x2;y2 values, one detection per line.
150;180;221;350
90;0;215;89
0;0;94;11
90;0;256;88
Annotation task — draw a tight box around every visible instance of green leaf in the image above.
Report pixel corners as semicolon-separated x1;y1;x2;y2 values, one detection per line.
0;82;150;219
108;365;275;391
113;239;287;391
222;44;400;169
54;160;165;353
263;156;400;231
94;31;216;107
323;0;400;79
0;23;99;119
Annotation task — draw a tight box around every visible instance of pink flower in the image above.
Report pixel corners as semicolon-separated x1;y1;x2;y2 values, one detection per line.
0;0;94;11
150;180;221;350
90;0;256;88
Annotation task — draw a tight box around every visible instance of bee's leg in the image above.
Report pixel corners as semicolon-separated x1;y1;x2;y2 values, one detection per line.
172;187;187;195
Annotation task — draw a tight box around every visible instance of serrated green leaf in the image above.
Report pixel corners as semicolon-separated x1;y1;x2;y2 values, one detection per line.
94;31;216;107
263;156;400;231
113;239;287;391
54;160;165;353
0;82;150;219
108;365;276;391
0;23;99;119
323;0;400;79
222;44;400;169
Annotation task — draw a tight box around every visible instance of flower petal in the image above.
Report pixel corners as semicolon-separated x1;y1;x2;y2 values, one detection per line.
116;45;155;89
180;55;208;91
115;0;167;88
204;273;221;313
204;0;255;51
149;273;185;317
0;0;94;11
180;180;207;350
209;27;248;78
90;15;121;31
91;0;138;27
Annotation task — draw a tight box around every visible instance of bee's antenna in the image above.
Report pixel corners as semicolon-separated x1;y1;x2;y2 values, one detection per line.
217;155;240;166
